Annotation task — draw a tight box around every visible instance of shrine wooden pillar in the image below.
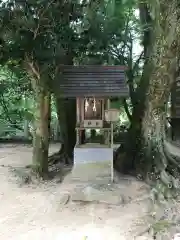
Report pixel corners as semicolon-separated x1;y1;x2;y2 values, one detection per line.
76;98;80;145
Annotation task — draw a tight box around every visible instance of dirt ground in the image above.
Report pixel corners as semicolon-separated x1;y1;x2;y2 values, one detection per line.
0;143;173;240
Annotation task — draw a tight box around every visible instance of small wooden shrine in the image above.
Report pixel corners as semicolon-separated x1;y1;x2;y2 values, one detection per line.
55;65;129;182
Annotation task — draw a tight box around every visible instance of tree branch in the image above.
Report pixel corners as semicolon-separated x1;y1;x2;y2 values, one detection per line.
122;98;132;122
132;50;144;74
24;54;40;82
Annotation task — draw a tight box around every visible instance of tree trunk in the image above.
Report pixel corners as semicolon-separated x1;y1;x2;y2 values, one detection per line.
115;54;154;174
55;97;76;163
139;0;179;178
116;0;180;180
114;1;154;174
32;88;51;177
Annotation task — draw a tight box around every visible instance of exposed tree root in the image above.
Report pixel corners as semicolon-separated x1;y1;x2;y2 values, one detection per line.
143;139;180;202
164;140;180;164
48;151;72;166
114;130;180;200
113;144;135;175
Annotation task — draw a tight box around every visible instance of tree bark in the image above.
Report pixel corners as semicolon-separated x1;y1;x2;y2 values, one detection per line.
115;1;154;174
139;0;180;178
55;97;76;163
116;0;180;180
48;46;75;164
32;88;51;177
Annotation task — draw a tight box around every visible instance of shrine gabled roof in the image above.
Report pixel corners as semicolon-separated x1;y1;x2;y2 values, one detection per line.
54;65;129;98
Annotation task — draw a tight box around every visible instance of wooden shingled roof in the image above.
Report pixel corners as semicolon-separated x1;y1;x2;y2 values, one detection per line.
54;65;129;98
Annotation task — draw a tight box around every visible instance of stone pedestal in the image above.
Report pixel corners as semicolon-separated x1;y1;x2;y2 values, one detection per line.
72;144;113;183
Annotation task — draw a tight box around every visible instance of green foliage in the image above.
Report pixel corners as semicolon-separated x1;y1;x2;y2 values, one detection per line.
0;1;82;83
77;0;138;66
0;0;142;138
0;65;60;137
0;0;142;79
0;66;33;135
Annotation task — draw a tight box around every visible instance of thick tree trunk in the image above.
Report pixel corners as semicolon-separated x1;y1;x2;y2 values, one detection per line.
114;1;154;174
55;97;76;163
139;1;179;178
115;58;154;174
32;88;51;177
116;0;180;180
48;48;75;164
